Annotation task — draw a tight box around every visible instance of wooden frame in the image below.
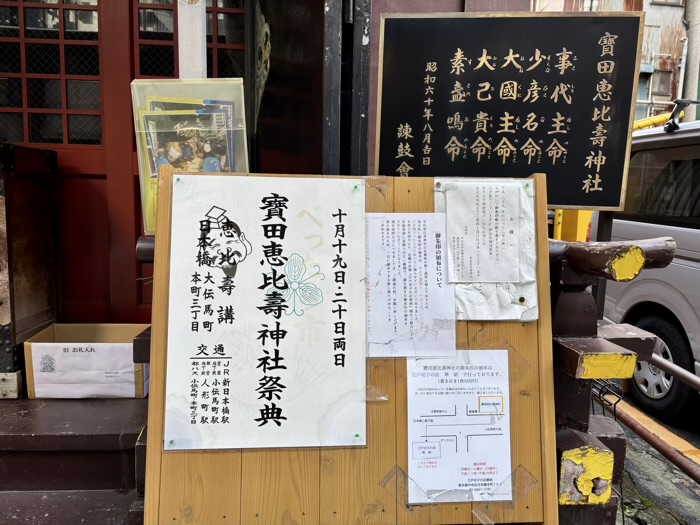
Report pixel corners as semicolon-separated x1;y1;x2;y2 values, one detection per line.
373;12;645;212
145;167;556;525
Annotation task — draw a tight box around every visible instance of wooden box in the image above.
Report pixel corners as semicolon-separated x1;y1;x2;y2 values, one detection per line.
0;144;59;374
24;324;150;399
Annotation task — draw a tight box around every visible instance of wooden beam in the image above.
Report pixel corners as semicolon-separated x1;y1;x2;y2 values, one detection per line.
554;338;637;380
549;237;675;281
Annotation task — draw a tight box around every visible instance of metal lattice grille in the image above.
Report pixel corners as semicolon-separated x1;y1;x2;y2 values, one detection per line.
139;44;175;77
210;0;244;8
24;8;60;39
26;43;61;74
28;78;62;109
0;78;22;108
217;48;244;78
64;9;98;40
65;44;99;75
68;114;101;144
67;79;100;110
0;1;103;146
29;113;63;144
0;7;20;38
139;8;173;41
0;43;21;73
206;47;214;77
0;113;24;142
135;0;176;78
216;13;243;45
204;1;246;80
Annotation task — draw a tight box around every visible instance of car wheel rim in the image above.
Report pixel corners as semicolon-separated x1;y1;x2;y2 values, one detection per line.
634;340;674;400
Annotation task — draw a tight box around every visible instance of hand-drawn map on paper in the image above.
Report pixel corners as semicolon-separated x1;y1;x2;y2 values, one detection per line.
407;350;512;504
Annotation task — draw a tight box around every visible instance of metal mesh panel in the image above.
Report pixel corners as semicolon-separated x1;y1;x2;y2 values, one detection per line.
24;8;60;40
207;47;214;77
206;12;213;43
218;0;244;7
29;113;63;144
217;13;244;44
65;45;100;75
4;2;103;147
67;80;100;110
0;113;24;142
26;44;61;74
64;9;98;41
68;114;101;144
139;8;174;41
0;78;22;108
28;78;62;109
217;48;244;78
140;44;175;77
0;43;20;74
0;7;19;38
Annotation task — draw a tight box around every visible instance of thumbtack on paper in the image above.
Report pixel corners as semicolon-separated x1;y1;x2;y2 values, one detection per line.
354;433;361;438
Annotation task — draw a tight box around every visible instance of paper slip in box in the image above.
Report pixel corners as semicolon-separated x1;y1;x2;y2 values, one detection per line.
24;324;150;399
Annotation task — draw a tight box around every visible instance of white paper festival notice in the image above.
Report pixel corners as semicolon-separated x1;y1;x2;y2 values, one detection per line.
435;179;538;321
164;175;367;450
407;350;512;504
367;213;456;358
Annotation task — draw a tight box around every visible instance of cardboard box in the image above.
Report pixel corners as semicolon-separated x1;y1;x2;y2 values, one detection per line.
24;324;150;399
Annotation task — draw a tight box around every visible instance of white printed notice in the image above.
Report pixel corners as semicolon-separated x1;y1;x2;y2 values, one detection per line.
436;179;538;321
407;350;512;504
367;213;455;358
30;343;140;398
164;175;366;450
446;182;520;283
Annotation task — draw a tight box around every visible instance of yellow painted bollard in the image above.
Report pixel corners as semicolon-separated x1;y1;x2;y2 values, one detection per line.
557;429;614;505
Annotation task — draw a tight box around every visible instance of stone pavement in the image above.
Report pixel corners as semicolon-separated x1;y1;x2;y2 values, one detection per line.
615;422;700;525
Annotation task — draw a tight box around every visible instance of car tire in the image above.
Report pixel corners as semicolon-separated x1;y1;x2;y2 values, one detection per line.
629;316;696;421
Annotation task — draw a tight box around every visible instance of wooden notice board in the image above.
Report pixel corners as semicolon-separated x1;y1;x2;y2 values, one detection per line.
375;13;644;211
145;167;557;525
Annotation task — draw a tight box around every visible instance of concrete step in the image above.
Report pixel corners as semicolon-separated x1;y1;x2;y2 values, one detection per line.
0;489;139;525
0;398;147;491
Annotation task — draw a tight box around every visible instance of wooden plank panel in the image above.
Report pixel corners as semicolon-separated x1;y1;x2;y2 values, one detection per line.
145;166;174;525
394;177;472;525
147;173;553;525
159;451;241;525
240;449;320;525
319;359;397;524
394;177;436;525
151;169;241;524
423;321;475;525
469;174;553;524
533;174;559;525
468;322;543;523
320;176;397;525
